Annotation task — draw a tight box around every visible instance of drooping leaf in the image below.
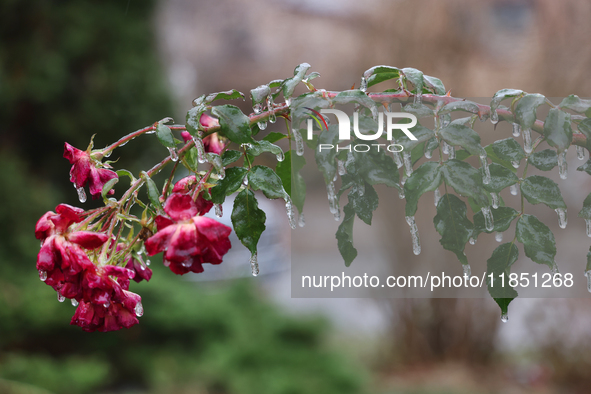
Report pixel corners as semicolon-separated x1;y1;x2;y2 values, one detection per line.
439;124;484;156
283;63;311;99
401;67;424;93
490;89;523;113
232;189;266;255
348;181;378;225
247;165;286;200
516;214;556;269
529;149;558;171
515;93;546;129
363;66;400;88
221;150;242;166
263;132;288;143
486;243;519;314
245;140;284;160
250;85;271;105
210;167;248;204
520;175;566;210
141;171;163;213
211;105;254;144
101;178;118;199
276;150;306;212
336;202;357;266
433;193;473;266
155;122;176;148
442;160;489;207
404;162;442;216
543;108;572;152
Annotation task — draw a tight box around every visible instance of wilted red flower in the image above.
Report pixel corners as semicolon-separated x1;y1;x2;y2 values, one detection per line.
170;176;214;212
71;289;142;333
64;142;118;199
116;243;153;284
145;193;231;275
181;131;225;155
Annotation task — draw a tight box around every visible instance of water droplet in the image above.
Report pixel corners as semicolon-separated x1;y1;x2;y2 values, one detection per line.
398;188;405;199
463;264;471;278
558;150;567;180
258;121;268;130
253;103;263;115
585;270;591;293
500;313;509;323
442;141;450;155
276;151;284;162
495;232;503;242
71;299;78;307
333;172;338;182
250;252;259;276
76;187;87;203
403;151;413;177
424;149;433;159
39;270;47;281
242;175;249;186
523;128;533;154
209;153;225;179
480;151;491;185
326;181;339;215
491;192;499;209
511;160;520;169
510;184;519;196
293;129;305;156
163;259;170;267
285;97;291;107
167;147;178;162
577;145;585;160
512;123;521;137
135;301;144;317
146;259;151;266
298;212;305;227
214;204;223;218
360;76;368;93
405;216;421;255
285;195;296;229
57;292;65;303
103;150;112;158
181;261;192;268
103;301;110;308
400;174;407;187
469;237;476;245
555;208;567;229
139;264;146;271
192;136;207;164
490;109;499;125
267;94;276;124
481;206;494;232
337;160;346;176
434;188;441;207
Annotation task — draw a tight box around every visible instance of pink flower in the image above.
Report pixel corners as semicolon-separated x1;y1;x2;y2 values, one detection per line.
70;289;142;332
145;193;231;275
170;176;214;214
116;244;153;283
64;142;118;199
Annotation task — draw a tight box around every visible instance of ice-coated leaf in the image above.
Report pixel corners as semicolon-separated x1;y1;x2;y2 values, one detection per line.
232;189;266;255
577;118;591;150
250;85;271;105
516;214;556;269
486;243;519;314
395;125;434;152
315;124;339;184
483;163;519;193
521;175;566;210
404;162;442;216
439;124;484;156
363;65;400;88
348;181;378;225
577;159;591;175
336;203;357;266
515;93;546;129
558;94;591;116
210;167;248;204
441;160;489;207
333;90;377;113
245;140;283;159
402;103;433;117
263;132;287;143
185;105;206;136
204;89;244;103
283;62;311;99
433;193;473;265
116;169;136;183
155;122;176;149
423;75;445;95
221;150;242;166
578;192;591;220
543;108;572;152
276;150;306;212
211;105;254;144
247;165;286;200
344;141;399;188
439;100;480;116
529;149;558;171
490;89;523;112
474;207;519;235
141;171;163;213
489;138;526;163
401;67;424;93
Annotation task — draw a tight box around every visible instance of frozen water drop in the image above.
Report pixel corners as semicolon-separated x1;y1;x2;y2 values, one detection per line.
326;181;338;214
512;123;521;137
448;146;456;160
333;209;341;221
267;95;276;123
480;152;491;185
103;301;110;308
257;121;268;130
558;150;567;180
495;232;503;242
337;160;346;176
39;270;47;281
434;188;441;207
414;91;423;105
293;129;305;156
71;299;78;307
577;145;585;160
192;136;207;164
402;151;413;177
167;147;178;162
208;153;225;179
585;271;591;293
76;187;87;203
490;109;499;125
285;195;296;229
398;188;405;199
551;263;560;275
276;151;284;162
242;175;249;186
250;252;259;277
333;172;338;182
510;184;519;196
146;259;151;266
463;264;471;278
57;292;65;303
360;76;368;93
424;149;433;159
181;261;192;268
103;150;112;158
469;237;476;245
298;212;305;227
253;103;263;115
135;301;144;317
555;208;567;229
500;313;509;323
523;128;533;154
405;216;421;255
511;160;520;169
214;203;223;218
442;141;449;155
285;97;291;107
481;206;494;232
491;192;499;209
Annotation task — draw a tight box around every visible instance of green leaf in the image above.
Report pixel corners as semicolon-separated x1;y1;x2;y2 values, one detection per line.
486;243;519;314
263;132;287;143
210;167;248;204
185;105;206;136
346;181;377;225
520;175;566;210
404;162;442;216
558;94;591;116
490;89;523;113
484;144;517;174
363;66;400;88
332;90;377;113
344;142;399;188
439;124;484;156
315;124;339;184
474;207;519;235
336;202;357;266
395;125;434;152
543;108;572;152
402;103;433;117
489;138;526;163
439;100;480;116
401;68;424;93
204;89;245;103
577;159;591;175
442;160;489;207
515;93;546;129
529;149;558;171
283;63;311;99
433;193;473;265
250;85;271;105
276;150;306;212
155;122;176;148
232;189;266;255
578;192;591;220
101;178;118;199
577;118;591;150
516;214;556;269
245;140;284;160
423;75;445;95
141;171;163;213
116;169;136;183
211;105;254;144
247;165;286;200
221;150;242;166
483;163;519;193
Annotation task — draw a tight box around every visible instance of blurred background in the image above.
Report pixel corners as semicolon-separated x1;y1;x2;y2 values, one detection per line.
2;0;591;393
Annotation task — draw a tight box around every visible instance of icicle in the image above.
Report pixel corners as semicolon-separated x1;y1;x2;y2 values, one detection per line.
577;145;585;160
523;128;533;154
463;264;471;278
403;151;413;177
214;203;223;218
558;150;567;180
76;186;87;203
285;195;296;229
285;97;291;107
327;181;338;214
490;109;499;125
298;212;305;227
192;135;207;164
510;184;519;196
448;146;456;159
337;160;346;176
360;76;368;93
209;154;225;179
398;188;405;199
167;147;178;162
500;313;509;323
481;206;494;232
71;299;78;307
512;123;521;137
414;91;423;105
135;301;144;317
333;209;341;222
424;149;433;159
57;291;65;303
405;216;421;255
39;270;47;282
511;160;520;169
495;232;503;242
250;252;259;277
333;172;338;182
242;175;249;186
267;95;276;123
276;151;284;162
586;219;591;237
293;129;305;156
434;189;441;207
442;141;450;155
551;262;560;275
585;270;591;293
146;259;151;266
480;151;491;185
103;150;112;158
400;174;407;187
253;103;268;130
469;237;476;245
555;208;567;229
491;192;499;209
